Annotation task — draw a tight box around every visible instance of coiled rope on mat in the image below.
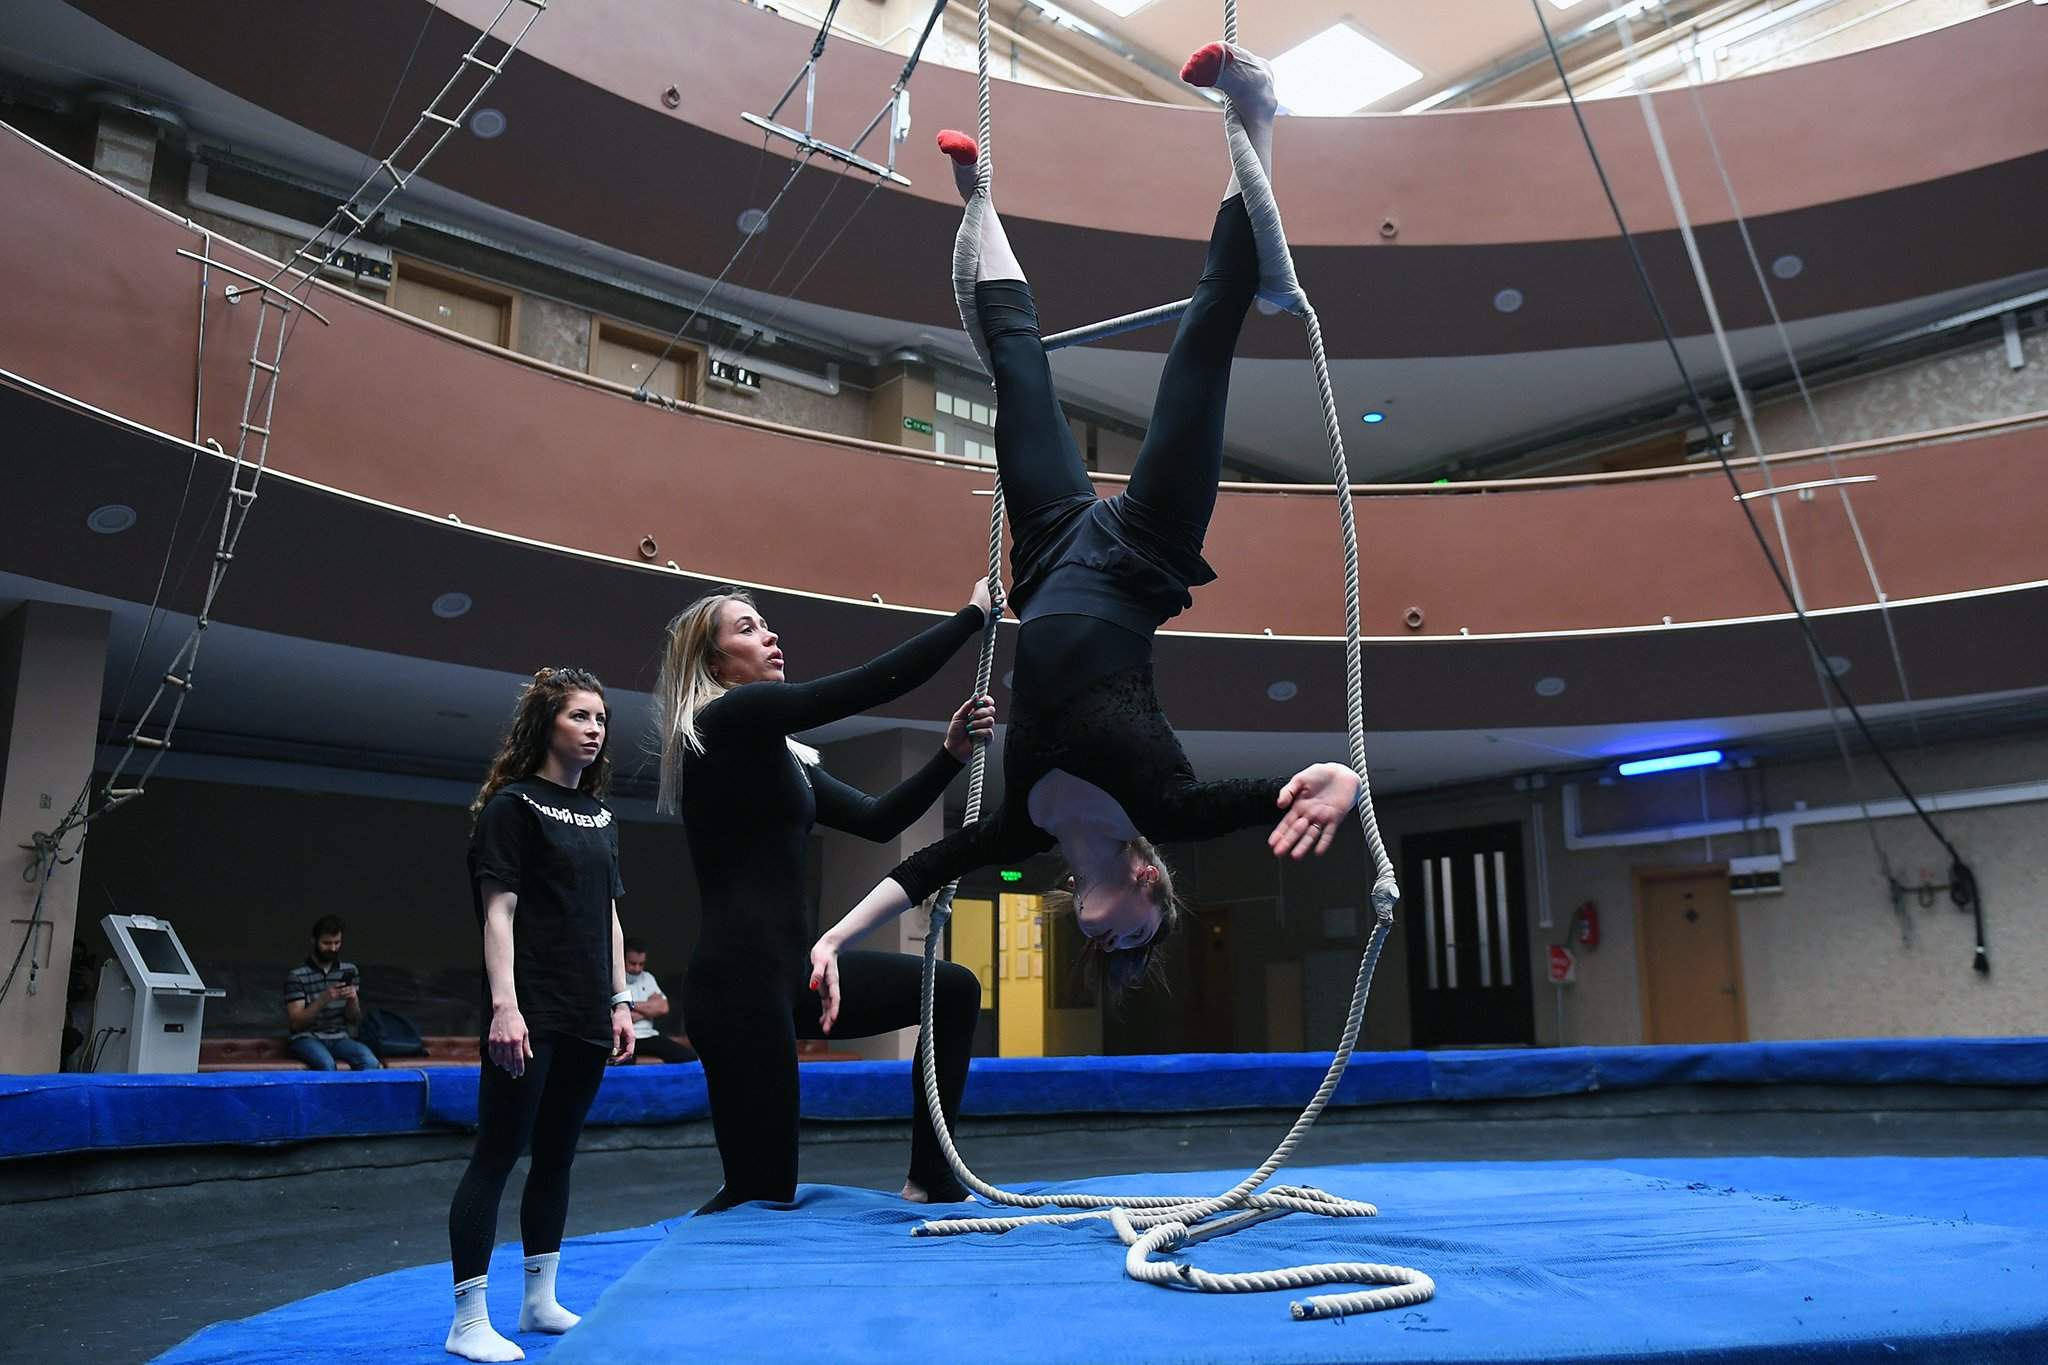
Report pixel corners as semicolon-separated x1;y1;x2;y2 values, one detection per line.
920;0;1429;1322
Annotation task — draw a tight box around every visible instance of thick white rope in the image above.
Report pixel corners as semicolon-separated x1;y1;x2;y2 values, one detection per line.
918;0;1427;1321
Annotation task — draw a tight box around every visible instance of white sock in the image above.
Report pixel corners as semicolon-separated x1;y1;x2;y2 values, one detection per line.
518;1251;581;1334
446;1275;524;1362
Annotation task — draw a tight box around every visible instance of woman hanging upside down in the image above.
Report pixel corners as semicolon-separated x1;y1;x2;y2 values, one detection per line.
809;43;1362;1018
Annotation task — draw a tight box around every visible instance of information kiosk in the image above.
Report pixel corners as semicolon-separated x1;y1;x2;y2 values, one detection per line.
88;914;223;1073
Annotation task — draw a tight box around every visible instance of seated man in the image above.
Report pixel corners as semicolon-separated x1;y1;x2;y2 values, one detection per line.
623;937;696;1064
283;915;381;1070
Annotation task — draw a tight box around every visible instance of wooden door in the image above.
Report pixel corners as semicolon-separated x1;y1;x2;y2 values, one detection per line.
391;263;512;346
590;320;698;402
1636;869;1747;1044
1264;961;1304;1051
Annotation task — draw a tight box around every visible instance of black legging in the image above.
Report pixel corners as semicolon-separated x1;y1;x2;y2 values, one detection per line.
446;1032;609;1281
978;195;1260;561
685;949;982;1212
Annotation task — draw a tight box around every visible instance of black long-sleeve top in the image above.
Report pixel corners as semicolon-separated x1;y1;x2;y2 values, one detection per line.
889;617;1285;903
680;606;983;969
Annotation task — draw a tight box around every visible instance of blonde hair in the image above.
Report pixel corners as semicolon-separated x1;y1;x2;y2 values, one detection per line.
1043;836;1185;996
654;588;817;814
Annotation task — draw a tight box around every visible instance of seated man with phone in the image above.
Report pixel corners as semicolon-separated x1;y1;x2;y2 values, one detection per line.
283;914;381;1070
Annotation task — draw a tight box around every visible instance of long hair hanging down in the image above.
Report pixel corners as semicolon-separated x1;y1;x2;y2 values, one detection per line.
653;588;816;815
470;666;613;822
1042;836;1186;998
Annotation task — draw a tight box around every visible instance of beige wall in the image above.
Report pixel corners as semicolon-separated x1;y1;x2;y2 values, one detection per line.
0;603;110;1073
1388;729;2048;1051
1096;727;2048;1058
1710;0;1995;80
867;361;938;450
698;367;875;440
1745;325;2048;456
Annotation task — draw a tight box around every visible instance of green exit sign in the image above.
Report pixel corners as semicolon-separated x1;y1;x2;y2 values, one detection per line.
903;417;935;435
999;869;1024;883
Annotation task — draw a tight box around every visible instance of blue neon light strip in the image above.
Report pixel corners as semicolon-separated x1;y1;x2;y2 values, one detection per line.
1618;749;1723;777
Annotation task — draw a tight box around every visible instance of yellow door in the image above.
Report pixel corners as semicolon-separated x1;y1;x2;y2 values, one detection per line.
997;893;1046;1057
950;898;995;1013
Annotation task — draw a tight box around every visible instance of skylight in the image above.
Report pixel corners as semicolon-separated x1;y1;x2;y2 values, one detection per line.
1271;24;1422;116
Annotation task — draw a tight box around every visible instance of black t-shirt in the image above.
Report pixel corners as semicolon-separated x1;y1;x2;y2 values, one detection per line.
468;776;623;1049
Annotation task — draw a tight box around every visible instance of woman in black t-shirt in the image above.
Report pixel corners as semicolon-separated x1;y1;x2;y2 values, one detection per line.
653;581;995;1214
446;667;636;1363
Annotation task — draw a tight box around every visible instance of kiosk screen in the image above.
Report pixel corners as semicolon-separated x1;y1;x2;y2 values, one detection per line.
129;927;190;977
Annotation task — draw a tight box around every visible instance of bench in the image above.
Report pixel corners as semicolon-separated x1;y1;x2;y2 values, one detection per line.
198;1036;483;1071
198;1036;860;1070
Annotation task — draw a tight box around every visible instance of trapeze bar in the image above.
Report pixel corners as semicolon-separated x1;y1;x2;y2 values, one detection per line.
1733;474;1878;501
739;112;912;186
176;251;332;325
1041;296;1190;352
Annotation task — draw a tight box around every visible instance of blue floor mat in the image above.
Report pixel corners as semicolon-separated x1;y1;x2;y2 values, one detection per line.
156;1157;2048;1364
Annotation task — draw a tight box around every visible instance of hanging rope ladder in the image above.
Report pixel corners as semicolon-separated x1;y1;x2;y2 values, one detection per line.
912;0;1432;1322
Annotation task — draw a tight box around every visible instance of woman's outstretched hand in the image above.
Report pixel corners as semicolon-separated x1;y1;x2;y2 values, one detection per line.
945;694;998;762
969;576;997;623
1270;762;1361;860
808;937;843;1034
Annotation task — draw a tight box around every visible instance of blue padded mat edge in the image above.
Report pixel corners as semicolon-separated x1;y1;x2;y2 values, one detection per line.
11;1036;2047;1160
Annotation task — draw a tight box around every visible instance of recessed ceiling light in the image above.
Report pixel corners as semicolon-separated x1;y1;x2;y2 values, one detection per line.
1534;676;1567;697
1088;0;1156;15
1826;655;1851;676
1361;411;1386;424
737;208;771;235
1546;0;1591;8
1271;24;1422;116
87;504;137;534
1771;253;1804;279
1266;680;1298;702
1493;288;1524;313
470;108;508;139
431;591;473;619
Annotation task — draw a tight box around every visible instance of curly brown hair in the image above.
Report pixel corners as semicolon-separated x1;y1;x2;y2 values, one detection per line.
1041;837;1185;997
470;667;613;823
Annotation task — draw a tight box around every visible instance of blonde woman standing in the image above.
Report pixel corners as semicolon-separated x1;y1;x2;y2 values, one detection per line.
655;582;994;1213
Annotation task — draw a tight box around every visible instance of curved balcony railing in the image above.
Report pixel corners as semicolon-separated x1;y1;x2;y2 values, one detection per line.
4;121;2046;653
56;0;2048;360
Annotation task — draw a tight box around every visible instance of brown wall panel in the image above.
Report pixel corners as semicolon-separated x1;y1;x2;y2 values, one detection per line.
5;127;2046;649
59;0;2048;357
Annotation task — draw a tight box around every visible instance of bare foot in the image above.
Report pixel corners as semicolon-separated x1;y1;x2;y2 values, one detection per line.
902;1176;972;1204
937;129;980;201
1182;42;1277;121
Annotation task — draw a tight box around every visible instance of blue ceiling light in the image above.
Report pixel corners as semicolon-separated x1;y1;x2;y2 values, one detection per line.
1618;748;1724;777
1361;411;1386;424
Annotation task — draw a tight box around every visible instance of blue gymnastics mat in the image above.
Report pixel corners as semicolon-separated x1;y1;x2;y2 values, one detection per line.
155;1157;2048;1364
18;1038;2048;1160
